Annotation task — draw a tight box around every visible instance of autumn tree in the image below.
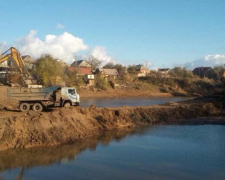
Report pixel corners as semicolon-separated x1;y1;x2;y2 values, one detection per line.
34;55;64;86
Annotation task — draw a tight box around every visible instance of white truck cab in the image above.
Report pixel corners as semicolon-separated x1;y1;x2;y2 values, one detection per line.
60;87;80;106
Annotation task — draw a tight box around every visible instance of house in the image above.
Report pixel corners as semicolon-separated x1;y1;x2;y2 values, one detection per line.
192;67;213;78
66;66;94;86
0;57;20;84
157;68;171;78
136;65;150;77
22;55;35;69
158;68;170;74
95;68;119;79
71;60;91;68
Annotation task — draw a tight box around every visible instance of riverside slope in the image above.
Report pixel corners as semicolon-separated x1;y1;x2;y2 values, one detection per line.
0;93;224;151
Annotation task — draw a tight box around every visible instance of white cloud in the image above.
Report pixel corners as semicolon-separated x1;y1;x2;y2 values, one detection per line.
91;46;115;66
0;41;7;53
185;54;225;69
0;41;7;47
14;30;88;63
56;23;65;29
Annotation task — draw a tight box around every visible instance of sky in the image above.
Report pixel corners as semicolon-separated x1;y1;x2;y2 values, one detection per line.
1;0;225;69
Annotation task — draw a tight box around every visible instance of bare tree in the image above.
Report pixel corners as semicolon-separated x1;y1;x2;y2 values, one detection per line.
86;55;102;70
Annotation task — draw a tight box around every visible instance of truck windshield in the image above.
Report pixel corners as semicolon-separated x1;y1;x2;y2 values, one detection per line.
68;89;75;95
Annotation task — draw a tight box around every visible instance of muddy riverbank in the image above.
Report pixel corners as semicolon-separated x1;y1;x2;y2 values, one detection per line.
0;93;224;151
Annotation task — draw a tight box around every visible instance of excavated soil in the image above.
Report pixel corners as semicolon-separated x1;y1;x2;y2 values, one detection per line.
0;86;224;151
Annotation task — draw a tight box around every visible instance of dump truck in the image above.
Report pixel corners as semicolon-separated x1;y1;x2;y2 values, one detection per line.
7;86;80;112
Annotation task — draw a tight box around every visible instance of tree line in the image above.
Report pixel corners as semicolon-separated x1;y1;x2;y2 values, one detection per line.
31;54;225;88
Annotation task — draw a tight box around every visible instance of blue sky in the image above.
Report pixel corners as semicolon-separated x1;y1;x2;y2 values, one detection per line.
1;0;225;69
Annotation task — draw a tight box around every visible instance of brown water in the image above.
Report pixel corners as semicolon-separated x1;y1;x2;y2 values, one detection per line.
0;125;225;180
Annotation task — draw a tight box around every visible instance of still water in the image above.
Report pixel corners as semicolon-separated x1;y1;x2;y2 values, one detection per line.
0;125;225;180
81;96;192;107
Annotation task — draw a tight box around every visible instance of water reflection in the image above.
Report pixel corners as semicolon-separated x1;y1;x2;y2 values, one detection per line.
1;125;225;180
0;126;150;177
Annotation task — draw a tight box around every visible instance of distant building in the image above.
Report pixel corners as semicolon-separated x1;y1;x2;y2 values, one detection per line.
71;60;91;68
192;67;213;78
136;65;150;77
158;68;170;74
157;68;171;78
66;66;94;86
22;55;35;69
95;68;119;79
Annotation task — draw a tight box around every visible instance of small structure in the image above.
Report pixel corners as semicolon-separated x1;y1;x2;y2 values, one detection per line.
136;65;150;77
71;60;91;68
192;67;213;78
66;66;94;86
95;68;119;79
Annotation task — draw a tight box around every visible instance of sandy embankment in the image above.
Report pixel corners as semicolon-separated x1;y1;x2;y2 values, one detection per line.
0;92;224;151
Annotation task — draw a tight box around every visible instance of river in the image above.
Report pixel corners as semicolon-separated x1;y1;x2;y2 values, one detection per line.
0;125;224;180
81;96;192;107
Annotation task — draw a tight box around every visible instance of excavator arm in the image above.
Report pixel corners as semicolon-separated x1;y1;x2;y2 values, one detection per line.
0;47;40;87
0;54;11;64
0;47;27;74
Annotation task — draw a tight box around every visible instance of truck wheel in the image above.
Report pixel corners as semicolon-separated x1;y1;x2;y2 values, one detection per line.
20;103;30;112
32;103;43;112
64;102;71;107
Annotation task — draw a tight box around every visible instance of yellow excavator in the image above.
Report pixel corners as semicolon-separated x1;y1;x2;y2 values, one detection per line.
0;47;39;87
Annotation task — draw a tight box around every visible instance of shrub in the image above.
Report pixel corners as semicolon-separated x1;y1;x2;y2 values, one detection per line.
95;75;108;90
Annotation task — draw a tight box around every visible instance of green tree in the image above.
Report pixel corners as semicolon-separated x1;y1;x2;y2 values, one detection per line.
169;67;193;78
64;69;77;86
103;62;114;69
95;74;108;90
127;65;137;74
214;66;225;74
34;55;64;86
213;66;225;79
114;64;126;77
